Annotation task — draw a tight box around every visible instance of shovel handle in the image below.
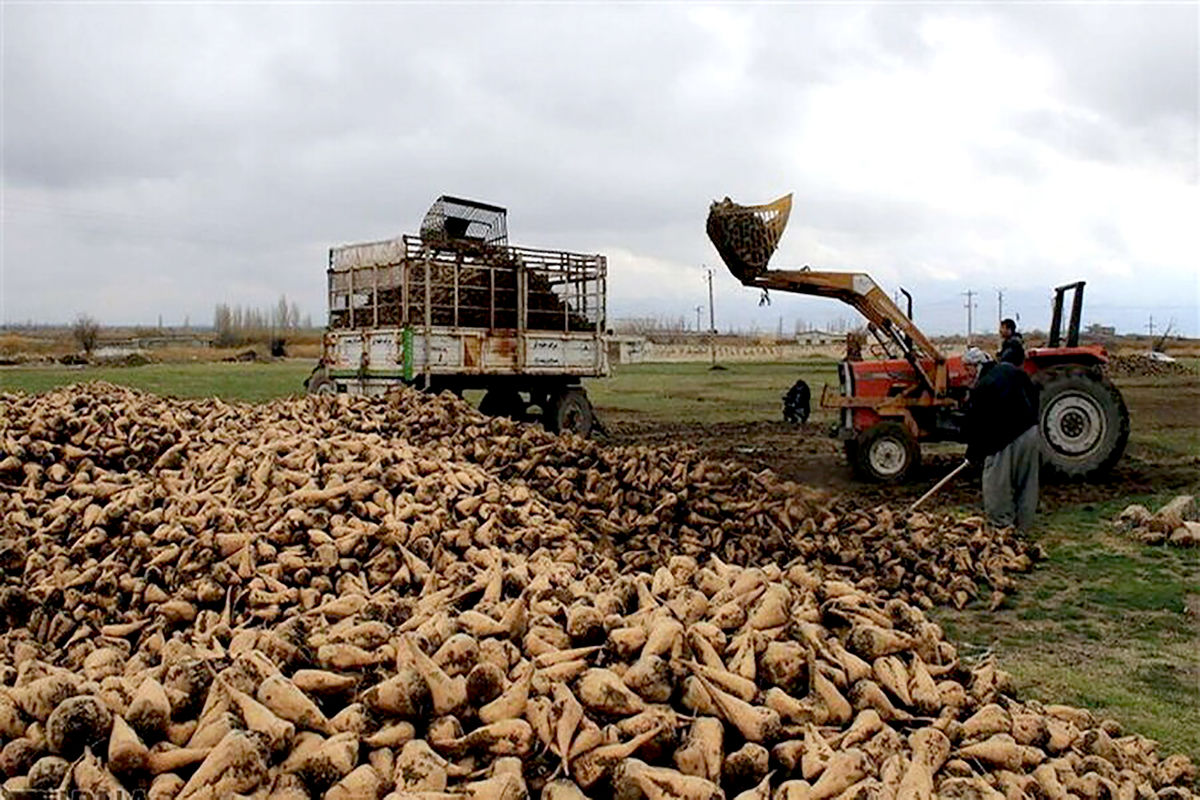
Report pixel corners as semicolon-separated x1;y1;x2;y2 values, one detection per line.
906;460;970;515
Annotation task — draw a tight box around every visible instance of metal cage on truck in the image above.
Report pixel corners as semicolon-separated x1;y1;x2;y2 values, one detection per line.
308;200;608;435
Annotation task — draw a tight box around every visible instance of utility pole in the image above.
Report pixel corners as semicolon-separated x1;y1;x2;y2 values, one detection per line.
1147;315;1155;338
695;306;703;333
996;288;1005;326
707;268;717;367
963;290;977;345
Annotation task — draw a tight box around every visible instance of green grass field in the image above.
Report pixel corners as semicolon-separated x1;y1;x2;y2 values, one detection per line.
0;359;843;422
0;361;314;402
584;360;840;424
1;358;1197;755
934;493;1199;756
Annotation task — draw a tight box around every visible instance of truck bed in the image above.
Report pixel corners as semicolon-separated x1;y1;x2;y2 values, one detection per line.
325;327;604;377
320;234;608;391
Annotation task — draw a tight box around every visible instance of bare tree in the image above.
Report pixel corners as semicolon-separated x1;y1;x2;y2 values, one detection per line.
274;294;290;332
215;298;310;349
72;313;100;355
214;303;235;347
1153;319;1175;353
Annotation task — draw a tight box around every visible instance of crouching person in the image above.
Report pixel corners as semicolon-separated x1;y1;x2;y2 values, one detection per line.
961;347;1041;531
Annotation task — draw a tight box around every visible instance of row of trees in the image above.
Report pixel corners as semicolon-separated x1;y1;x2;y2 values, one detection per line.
213;295;312;348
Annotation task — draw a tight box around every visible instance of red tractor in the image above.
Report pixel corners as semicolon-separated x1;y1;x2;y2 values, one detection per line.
707;194;1129;482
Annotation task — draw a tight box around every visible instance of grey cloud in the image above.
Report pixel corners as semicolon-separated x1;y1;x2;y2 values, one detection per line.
1;4;1195;336
993;4;1198;127
988;5;1198;165
968;135;1053;184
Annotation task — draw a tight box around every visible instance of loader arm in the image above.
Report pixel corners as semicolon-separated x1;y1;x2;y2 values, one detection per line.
705;194;946;395
747;270;942;361
746;269;946;393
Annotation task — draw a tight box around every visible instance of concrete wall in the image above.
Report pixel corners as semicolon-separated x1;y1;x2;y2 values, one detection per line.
607;336;648;364
641;342;843;362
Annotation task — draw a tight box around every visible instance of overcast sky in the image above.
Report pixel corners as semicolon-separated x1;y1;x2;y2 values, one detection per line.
2;3;1197;337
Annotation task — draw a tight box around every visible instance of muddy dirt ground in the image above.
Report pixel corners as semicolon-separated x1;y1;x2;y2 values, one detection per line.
597;375;1200;512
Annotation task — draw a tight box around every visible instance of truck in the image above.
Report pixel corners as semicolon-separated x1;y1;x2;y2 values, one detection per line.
707;194;1129;482
306;196;608;435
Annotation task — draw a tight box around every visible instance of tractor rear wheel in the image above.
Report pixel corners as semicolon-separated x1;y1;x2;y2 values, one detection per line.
851;421;920;483
1035;366;1129;479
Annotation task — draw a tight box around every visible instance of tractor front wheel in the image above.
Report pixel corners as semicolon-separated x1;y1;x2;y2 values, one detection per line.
1035;366;1129;479
851;421;920;483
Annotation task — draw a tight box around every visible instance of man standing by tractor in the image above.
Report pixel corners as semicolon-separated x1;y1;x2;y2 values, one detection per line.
962;347;1041;531
998;318;1025;366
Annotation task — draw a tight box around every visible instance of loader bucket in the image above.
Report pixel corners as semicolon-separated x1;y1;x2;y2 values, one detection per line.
706;193;792;281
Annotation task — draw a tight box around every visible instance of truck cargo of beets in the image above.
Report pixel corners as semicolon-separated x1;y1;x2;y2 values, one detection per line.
307;196;608;435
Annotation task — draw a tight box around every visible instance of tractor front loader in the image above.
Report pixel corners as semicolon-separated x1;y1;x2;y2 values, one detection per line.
706;194;1129;482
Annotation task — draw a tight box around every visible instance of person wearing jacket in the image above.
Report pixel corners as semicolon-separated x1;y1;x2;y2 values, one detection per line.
998;318;1025;366
961;347;1041;530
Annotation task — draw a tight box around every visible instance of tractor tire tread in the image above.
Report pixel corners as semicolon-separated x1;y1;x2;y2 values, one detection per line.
1033;365;1129;480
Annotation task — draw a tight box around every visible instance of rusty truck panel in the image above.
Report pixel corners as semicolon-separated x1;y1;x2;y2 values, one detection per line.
320;234;607;395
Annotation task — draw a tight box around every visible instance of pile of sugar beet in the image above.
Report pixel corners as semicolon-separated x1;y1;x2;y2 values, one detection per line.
0;384;1194;800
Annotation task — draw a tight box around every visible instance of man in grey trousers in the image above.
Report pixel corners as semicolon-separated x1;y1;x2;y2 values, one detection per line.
961;347;1041;530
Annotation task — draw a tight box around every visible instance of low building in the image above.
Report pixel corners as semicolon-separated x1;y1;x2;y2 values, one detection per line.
795;329;839;346
607;335;647;365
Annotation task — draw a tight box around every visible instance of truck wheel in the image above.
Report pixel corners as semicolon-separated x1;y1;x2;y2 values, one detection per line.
852;422;920;483
545;388;594;436
479;390;526;420
1035;366;1129;479
306;368;336;396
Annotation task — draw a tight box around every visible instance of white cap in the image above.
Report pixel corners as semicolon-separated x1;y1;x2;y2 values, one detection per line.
962;346;992;366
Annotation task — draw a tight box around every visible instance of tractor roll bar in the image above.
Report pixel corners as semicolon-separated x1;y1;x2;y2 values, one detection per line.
1049;281;1086;348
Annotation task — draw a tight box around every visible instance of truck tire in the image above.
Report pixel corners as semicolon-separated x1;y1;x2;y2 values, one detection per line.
306;368;336;396
479;390;526;420
544;388;594;436
1034;366;1129;479
851;421;920;483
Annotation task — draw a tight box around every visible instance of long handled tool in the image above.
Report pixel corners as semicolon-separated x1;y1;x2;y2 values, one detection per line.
907;459;970;514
